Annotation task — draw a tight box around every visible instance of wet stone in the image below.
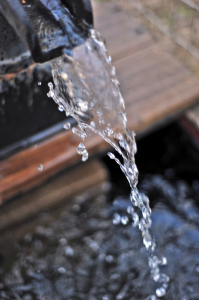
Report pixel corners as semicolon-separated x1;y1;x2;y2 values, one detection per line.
1;174;199;299
0;291;9;299
15;284;33;294
105;255;114;264
22;295;33;300
64;246;74;257
87;296;98;300
76;275;91;293
59;237;67;245
35;226;53;239
0;283;4;290
58;267;66;274
23;233;33;243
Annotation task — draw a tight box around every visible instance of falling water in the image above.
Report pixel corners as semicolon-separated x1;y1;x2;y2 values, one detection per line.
47;29;169;299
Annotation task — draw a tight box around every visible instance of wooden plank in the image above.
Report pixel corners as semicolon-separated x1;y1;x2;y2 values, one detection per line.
0;132;108;202
120;59;189;106
0;159;108;231
185;104;199;130
114;45;166;78
93;2;154;61
125;68;197;111
93;0;199;132
126;79;199;133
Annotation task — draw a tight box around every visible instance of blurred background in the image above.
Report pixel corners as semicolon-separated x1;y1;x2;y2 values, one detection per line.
119;0;199;76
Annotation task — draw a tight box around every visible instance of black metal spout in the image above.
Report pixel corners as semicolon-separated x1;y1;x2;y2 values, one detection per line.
0;0;93;74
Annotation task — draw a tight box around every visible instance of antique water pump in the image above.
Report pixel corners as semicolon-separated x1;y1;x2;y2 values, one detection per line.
0;0;93;157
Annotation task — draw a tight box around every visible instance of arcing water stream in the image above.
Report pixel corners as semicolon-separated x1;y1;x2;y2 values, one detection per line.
47;29;169;299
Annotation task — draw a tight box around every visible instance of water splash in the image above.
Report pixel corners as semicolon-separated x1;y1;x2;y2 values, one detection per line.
63;122;71;130
77;143;88;162
38;164;43;172
47;29;169;298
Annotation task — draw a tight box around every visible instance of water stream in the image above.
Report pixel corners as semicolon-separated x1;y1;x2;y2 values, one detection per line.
47;29;169;299
2;124;199;299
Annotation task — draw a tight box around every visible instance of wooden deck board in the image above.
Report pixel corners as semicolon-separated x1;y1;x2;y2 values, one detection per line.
93;2;154;61
1;0;199;203
93;1;199;134
0;159;108;231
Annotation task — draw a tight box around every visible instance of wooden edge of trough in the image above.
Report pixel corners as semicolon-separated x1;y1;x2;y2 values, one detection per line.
0;131;108;203
0;159;109;232
1;88;199;205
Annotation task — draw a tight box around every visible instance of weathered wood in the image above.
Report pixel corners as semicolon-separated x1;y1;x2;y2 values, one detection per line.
94;1;199;133
0;132;107;202
0;159;109;231
93;1;154;62
185;103;199;130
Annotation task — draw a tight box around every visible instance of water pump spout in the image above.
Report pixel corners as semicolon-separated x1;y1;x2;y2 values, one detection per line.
0;0;93;74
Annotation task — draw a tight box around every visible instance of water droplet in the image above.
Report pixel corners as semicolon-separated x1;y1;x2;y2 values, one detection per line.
108;152;115;159
76;143;88;161
156;287;166;298
90;121;95;127
63;122;71;130
105;255;114;263
112;213;121;225
65;246;74;257
58;105;64;112
47;82;54;98
58;267;66;274
47;91;54;98
48;82;53;89
38;164;43;172
127;205;134;214
121;216;129;225
161;257;167;265
132;213;139;227
77;143;85;155
72;128;86;139
153;273;160;282
82;150;88;162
